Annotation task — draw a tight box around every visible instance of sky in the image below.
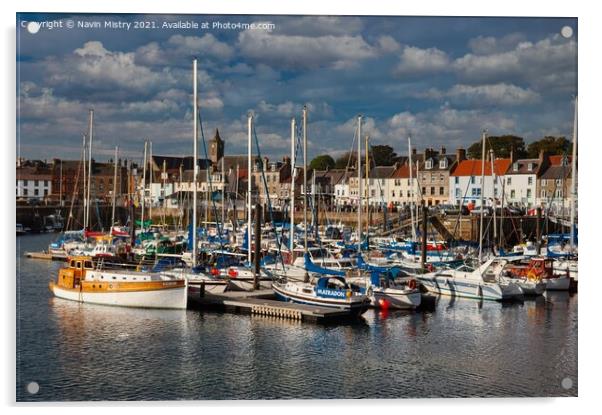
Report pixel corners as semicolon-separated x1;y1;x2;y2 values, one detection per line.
16;13;578;164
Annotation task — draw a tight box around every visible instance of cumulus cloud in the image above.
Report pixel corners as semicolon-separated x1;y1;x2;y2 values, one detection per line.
467;32;527;55
377;35;402;53
415;83;540;106
453;35;577;92
277;16;364;37
237;29;378;69
395;45;451;75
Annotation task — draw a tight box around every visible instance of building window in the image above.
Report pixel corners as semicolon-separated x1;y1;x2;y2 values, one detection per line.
407;190;411;197
555;189;563;198
439;187;444;196
421;187;426;195
23;188;28;196
392;191;395;198
23;180;28;186
439;159;447;169
541;179;547;186
528;177;533;185
527;189;532;198
44;180;49;187
507;177;512;185
471;188;481;197
528;163;534;171
556;179;562;186
513;162;519;172
541;190;547;198
34;189;39;196
425;160;433;169
510;190;516;199
455;188;460;198
471;177;475;184
35;180;39;186
44;189;48;196
454;177;459;184
430;187;435;195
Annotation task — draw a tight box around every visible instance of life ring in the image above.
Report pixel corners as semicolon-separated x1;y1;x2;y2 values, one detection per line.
408;279;417;290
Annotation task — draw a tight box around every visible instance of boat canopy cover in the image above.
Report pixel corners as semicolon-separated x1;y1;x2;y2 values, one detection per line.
304;253;346;276
315;276;347;290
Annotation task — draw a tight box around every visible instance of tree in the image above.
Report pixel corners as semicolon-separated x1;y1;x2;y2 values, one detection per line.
526;136;570;158
466;135;527;159
334;152;357;169
309;154;335;171
370;145;397;166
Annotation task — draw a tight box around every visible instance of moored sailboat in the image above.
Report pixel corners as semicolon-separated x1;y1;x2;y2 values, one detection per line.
49;256;187;309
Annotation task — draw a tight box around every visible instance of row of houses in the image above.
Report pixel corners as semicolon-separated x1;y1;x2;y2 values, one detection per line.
16;130;575;213
313;147;574;211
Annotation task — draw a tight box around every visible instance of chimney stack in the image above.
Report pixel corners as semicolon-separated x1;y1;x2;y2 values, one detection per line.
456;148;466;162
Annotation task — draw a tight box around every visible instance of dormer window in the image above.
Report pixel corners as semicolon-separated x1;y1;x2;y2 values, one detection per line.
425;159;433;169
527;162;534;171
439;159;447;169
513;162;519;172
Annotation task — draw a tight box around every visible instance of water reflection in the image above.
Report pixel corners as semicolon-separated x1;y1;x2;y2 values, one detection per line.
17;234;577;400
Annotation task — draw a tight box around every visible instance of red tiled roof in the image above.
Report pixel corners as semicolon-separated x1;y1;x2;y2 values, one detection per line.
451;159;511;177
390;164;416;179
549;155;572;166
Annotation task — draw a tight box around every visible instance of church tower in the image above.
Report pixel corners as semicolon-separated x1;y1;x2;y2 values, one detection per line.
209;128;224;164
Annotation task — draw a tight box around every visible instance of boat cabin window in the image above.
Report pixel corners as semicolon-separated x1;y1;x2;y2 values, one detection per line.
456;265;474;272
70;260;76;267
84;261;93;269
76;261;82;269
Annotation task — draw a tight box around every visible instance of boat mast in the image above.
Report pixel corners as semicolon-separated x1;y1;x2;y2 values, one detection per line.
111;146;118;230
82;134;87;230
408;136;416;241
192;58;198;268
303;106;309;283
247;113;253;265
86;109;94;231
365;134;370;242
415;159;420;234
162;159;167;226
570;96;578;251
357;115;362;253
141;140;147;231
490;149;497;249
221;153;225;228
59;159;63;207
149;140;153;225
478;130;486;263
290;117;296;253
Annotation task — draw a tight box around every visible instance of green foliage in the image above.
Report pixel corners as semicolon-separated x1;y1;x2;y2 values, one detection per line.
334;152;357;169
466;135;527;159
370;145;397;166
526;136;570;158
309;154;335;171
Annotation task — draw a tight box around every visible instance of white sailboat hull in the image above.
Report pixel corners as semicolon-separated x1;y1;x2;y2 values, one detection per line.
50;284;187;309
370;288;422;309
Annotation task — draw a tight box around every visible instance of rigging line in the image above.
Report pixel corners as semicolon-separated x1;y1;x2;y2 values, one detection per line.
197;108;225;252
252;122;286;271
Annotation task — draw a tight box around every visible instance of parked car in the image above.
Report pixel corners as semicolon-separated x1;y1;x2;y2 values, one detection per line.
436;204;469;216
470;206;493;215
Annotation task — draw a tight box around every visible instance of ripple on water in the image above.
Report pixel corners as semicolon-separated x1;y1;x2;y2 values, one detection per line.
16;234;577;400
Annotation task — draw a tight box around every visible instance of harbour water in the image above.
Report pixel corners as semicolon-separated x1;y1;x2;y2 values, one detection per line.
16;233;577;401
